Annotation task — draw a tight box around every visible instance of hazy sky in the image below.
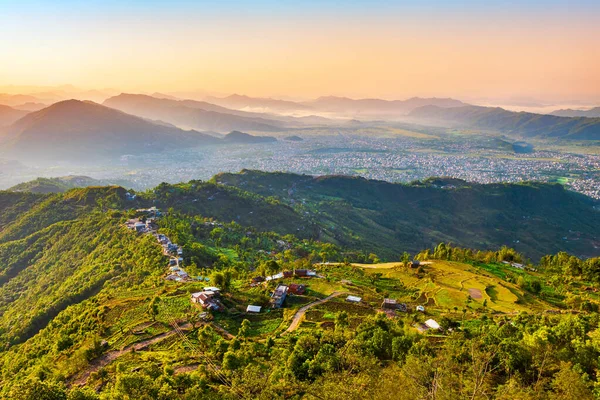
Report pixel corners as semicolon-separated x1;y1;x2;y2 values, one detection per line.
1;0;599;102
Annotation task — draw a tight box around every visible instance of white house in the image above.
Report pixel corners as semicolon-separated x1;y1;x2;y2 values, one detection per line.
346;295;361;303
246;305;262;313
424;319;440;330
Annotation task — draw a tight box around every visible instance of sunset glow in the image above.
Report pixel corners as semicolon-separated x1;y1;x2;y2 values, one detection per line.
1;0;598;102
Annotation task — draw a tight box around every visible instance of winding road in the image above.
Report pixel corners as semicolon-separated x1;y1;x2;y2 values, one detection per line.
283;291;347;334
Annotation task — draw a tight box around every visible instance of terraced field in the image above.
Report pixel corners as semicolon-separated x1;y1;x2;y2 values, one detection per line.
351;260;548;313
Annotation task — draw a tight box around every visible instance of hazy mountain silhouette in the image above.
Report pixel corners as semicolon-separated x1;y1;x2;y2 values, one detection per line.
204;94;313;113
222;130;277;144
410;105;600;139
307;96;466;116
0;100;219;162
0;105;29;127
550;107;600;118
103;93;284;132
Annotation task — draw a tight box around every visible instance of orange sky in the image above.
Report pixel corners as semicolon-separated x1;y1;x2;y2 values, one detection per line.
0;1;598;102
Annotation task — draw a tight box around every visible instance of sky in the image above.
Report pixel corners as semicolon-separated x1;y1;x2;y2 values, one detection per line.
0;0;599;103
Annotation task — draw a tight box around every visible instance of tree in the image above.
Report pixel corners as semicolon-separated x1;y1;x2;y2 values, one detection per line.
147;296;160;321
335;311;349;330
551;362;593;399
368;253;380;264
401;252;411;267
238;319;251;339
8;379;67;400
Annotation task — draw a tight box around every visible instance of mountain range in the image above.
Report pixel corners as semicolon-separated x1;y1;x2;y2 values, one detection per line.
204;93;314;113
103;93;286;133
306;96;466;117
409;105;600;140
550;107;600;118
0;105;28;127
0;100;219;162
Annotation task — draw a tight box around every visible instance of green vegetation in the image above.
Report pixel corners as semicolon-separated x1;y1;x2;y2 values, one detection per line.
214;169;600;259
0;173;600;399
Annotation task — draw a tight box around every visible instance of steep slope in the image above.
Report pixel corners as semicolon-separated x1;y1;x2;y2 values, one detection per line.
550;107;600;118
0;100;219;162
103;93;284;132
0;104;28;127
214;170;600;259
409;105;600;139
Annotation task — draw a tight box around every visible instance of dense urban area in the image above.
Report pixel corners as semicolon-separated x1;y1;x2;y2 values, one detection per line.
3;128;599;199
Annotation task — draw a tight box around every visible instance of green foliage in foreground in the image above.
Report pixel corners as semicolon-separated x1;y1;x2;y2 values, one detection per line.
0;173;600;399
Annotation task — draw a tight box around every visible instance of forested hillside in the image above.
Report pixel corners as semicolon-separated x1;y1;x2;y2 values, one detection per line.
214;170;600;260
1;174;600;399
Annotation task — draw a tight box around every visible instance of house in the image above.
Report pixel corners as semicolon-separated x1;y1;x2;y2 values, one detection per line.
177;247;183;256
169;259;177;266
271;285;288;308
133;222;146;233
346;295;361;303
246;305;262;313
204;287;221;293
411;260;421;268
424;319;440;330
307;270;317;277
177;270;188;279
167;243;179;252
191;291;222;310
288;283;306;295
266;272;284;281
294;269;308;277
165;274;178;281
252;276;265;283
416;305;425;312
283;271;293;278
382;298;398;309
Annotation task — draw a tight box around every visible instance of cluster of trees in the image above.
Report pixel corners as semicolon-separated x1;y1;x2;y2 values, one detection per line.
415;243;524;264
541;252;600;283
6;312;600;399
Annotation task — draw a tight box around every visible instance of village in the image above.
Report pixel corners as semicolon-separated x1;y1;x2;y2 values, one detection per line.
125;207;448;335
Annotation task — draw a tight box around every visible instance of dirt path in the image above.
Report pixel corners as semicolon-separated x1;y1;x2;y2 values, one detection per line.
283;292;347;334
71;322;192;387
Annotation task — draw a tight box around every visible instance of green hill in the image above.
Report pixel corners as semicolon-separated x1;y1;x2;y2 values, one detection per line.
8;176;107;194
214;170;600;260
1;173;600;399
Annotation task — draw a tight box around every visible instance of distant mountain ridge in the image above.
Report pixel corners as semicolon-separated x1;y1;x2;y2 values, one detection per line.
103;93;284;133
204;93;314;113
0;100;219;162
409;104;600;140
0;105;29;127
550;107;600;118
306;96;466;117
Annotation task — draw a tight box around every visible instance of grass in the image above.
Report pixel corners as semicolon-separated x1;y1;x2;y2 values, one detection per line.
340;260;550;313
